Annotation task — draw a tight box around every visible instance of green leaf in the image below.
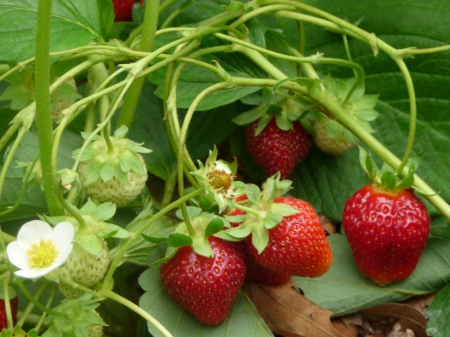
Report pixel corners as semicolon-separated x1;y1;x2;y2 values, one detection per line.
204;218;224;237
175;206;202;221
251;224;269;254
100;161;115;182
426;283;450;337
0;130;82;221
295;234;450;316
53;82;80;100
263;213;282;229
92;202;116;221
167;233;193;248
222;225;253;239
270;203;299;217
138;266;274;337
79;234;103;255
304;0;450;213
380;171;397;190
292;147;370;222
0;0;102;62
325;119;344;138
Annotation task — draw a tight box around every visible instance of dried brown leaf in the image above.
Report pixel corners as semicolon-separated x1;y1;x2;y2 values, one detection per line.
243;280;344;337
360;303;427;337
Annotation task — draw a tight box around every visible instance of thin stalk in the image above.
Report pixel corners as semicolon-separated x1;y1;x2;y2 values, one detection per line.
103;289;173;337
35;285;56;331
103;188;203;288
16;282;47;327
34;0;64;216
115;0;160;131
2;278;14;329
229;4;295;29
176;83;232;237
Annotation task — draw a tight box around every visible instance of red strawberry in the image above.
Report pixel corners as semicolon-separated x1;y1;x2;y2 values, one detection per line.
112;0;143;22
247;197;333;278
160;236;245;326
342;184;430;285
0;297;18;330
245;119;312;179
227;200;291;285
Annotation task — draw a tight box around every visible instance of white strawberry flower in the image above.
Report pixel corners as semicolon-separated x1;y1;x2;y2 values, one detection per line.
191;147;245;212
7;220;74;279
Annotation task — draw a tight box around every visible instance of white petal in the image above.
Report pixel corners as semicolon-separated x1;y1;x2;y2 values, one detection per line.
17;220;53;251
214;161;232;174
52;222;75;251
15;267;52;279
6;242;30;270
52;244;73;269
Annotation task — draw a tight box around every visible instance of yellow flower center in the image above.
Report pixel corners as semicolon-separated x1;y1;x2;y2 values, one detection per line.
26;239;58;268
207;170;232;193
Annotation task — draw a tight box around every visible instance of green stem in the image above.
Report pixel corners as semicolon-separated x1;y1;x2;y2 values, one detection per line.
34;0;64;216
36;285;56;332
115;0;160;131
393;58;417;174
176;83;232;236
229;3;295;29
103;188;203;287
2;278;14;329
16;280;67;318
102;289;173;337
0;121;20;153
16;281;47;327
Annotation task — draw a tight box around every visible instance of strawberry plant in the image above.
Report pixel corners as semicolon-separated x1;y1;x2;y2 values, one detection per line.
1;0;450;337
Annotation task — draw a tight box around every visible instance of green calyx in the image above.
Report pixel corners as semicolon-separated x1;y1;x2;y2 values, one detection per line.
233;88;311;135
220;173;299;254
155;208;228;262
307;74;379;143
42;199;130;255
73;125;151;186
359;146;417;192
43;294;107;337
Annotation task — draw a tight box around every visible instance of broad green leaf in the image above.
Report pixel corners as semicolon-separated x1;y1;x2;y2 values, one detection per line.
291;147;370;222
0;130;82;221
299;0;450;221
0;0;102;62
295;234;450;317
426;283;450;337
138;266;274;337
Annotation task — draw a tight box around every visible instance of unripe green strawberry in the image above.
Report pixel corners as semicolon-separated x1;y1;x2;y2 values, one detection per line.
78;153;147;207
51;77;78;123
87;311;104;337
313;116;357;155
59;242;110;299
343;184;430;285
74;126;151;207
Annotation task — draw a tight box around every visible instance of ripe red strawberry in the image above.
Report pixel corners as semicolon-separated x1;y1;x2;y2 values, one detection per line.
245;119;312;179
160;236;245;325
247;197;333;278
342;184;430;285
0;297;18;330
112;0;143;22
227;198;291;285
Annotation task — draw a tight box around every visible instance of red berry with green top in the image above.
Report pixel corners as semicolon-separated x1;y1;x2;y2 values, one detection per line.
160;236;245;326
0;297;18;331
227;201;291;285
245;119;312;180
112;0;143;22
342;184;430;285
247;197;333;278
